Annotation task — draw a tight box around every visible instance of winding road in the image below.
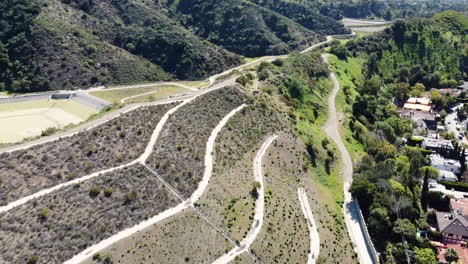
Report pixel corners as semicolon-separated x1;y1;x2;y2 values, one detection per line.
322;54;377;264
212;135;277;264
2;36;349;263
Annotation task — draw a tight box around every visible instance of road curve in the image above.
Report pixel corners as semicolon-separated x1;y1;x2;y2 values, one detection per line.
212;135;277;264
321;54;375;264
298;187;320;264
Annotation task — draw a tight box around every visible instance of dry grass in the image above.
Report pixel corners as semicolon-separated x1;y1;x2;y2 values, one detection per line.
147;86;248;198
90;85;187;104
197;105;285;242
250;132;356;263
0;165;179;263
82;208;233;264
233;252;256;264
0;103;176;205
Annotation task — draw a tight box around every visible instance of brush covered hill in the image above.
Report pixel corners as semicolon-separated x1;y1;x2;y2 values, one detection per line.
343;10;467;88
0;0;351;93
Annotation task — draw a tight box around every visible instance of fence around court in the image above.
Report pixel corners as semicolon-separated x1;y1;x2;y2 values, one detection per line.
0;92;112;111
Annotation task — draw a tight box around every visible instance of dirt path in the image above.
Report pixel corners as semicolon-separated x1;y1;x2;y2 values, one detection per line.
322;54;375;264
66;104;247;264
212;135;277;264
298;187;320;264
0;80;235;214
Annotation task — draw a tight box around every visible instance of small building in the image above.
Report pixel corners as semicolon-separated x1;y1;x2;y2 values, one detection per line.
423;138;454;156
436;212;468;243
439;170;458;182
430;154;462;174
403;97;433;112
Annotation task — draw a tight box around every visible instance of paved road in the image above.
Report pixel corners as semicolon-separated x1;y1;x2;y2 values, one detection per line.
212;135;277;264
298;187;320;264
322;54;376;264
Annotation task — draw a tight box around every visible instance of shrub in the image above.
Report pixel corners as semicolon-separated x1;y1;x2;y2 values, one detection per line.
41;127;58;136
89;187;101;197
272;59;284;67
104;188;113;197
440;181;468;192
38;209;49;221
27;255;39;264
124;191;137;204
93;252;102;261
236;75;249;86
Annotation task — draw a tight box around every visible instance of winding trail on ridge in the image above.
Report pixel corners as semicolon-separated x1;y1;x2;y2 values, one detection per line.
0;81;234;214
298;187;320;264
212;135;277;264
66;104;247;264
322;54;375;264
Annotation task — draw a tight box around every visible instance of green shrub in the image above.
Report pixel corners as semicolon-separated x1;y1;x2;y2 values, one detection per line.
440;181;468;192
104;188;113;197
41;127;58;136
89;187;101;197
93;252;102;261
27;255;39;264
38;209;49;221
124;191;137;204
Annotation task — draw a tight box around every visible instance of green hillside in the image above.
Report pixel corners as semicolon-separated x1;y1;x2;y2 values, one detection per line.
344;10;467;88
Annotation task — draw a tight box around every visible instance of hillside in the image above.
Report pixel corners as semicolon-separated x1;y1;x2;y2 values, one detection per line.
0;0;355;93
342;11;467;88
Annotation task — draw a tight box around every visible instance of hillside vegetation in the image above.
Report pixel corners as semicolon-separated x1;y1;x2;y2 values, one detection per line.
327;11;468;264
342;11;467;89
0;0;359;92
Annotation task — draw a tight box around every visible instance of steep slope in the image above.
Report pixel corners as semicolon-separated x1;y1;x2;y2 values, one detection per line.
0;0;242;92
168;0;325;57
247;0;351;35
344;11;467;87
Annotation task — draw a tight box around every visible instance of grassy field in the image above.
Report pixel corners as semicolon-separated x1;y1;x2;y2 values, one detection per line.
90;85;190;104
0;99;97;143
125;86;190;103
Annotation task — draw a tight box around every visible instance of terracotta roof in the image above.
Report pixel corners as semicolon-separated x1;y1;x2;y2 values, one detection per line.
452;199;468;216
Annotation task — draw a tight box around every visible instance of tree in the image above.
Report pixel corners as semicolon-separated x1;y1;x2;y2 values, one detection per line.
414;247;437;264
392;218;416;243
395;82;410;102
330;43;350;60
445;248;459;263
350;179;377;217
419;166;439;210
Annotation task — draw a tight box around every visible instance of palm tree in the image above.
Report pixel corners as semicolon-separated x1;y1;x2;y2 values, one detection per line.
445;248;459;263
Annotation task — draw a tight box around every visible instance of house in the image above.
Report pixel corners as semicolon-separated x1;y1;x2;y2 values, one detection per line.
450;199;468;216
423;138;454;156
430;154;462;174
439;170;458;182
403;97;433;112
436;212;468;243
